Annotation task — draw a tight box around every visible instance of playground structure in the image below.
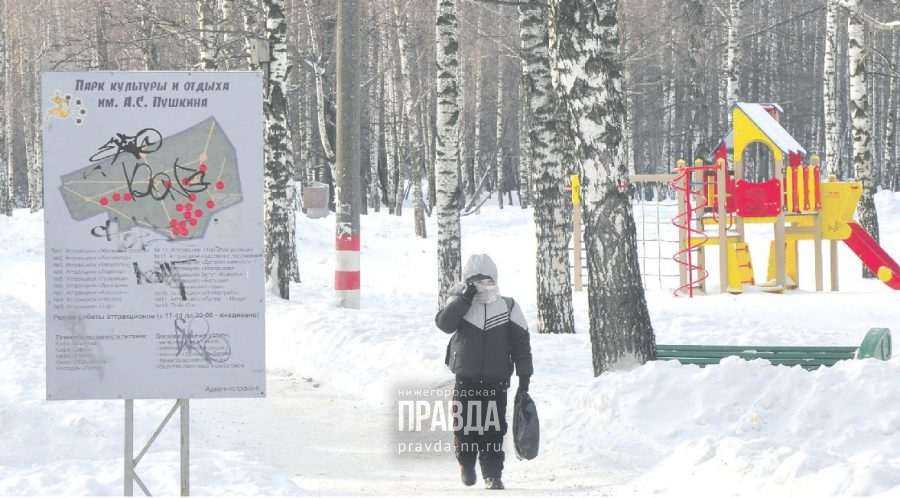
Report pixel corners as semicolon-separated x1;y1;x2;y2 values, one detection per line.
672;102;900;296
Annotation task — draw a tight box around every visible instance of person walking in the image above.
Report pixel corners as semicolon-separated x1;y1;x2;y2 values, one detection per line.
435;254;533;490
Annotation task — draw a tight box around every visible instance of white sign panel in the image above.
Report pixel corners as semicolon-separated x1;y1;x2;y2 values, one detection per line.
43;72;265;400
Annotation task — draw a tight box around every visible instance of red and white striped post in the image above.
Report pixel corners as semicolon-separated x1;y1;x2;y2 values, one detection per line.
335;231;360;307
334;0;361;309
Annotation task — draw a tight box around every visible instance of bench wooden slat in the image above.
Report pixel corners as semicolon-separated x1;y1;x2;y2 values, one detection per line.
657;344;857;354
654;328;891;370
662;357;842;370
657;351;855;360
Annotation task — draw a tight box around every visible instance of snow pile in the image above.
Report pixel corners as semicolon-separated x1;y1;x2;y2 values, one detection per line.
0;210;301;496
1;190;899;495
562;357;900;496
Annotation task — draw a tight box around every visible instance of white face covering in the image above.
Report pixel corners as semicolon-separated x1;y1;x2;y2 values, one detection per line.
472;282;500;303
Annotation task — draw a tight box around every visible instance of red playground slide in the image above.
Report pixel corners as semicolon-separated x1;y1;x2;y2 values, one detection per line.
843;222;900;290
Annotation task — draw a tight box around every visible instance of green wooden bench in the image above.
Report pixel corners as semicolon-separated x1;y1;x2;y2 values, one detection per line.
657;328;892;370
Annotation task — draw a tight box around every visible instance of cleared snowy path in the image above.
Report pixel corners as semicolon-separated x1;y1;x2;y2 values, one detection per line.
197;370;625;495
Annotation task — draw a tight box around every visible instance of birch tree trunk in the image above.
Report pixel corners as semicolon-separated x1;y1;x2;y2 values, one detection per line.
384;52;400;214
29;56;42;212
435;0;462;303
0;0;8;216
551;0;655;373
138;0;159;70
473;58;483;203
220;0;235;69
244;0;262;69
684;0;706;160
495;71;505;209
3;20;12;213
517;83;531;208
663;29;676;171
24;53;38;211
391;0;424;231
3;31;11;214
519;2;574;334
411;156;427;236
369;27;382;212
95;2;110;69
286;0;306;202
424;102;437;213
881;34;894;190
620;23;635;175
459;59;471;200
823;0;842;176
303;0;336;180
892;37;900;191
197;0;216;69
304;74;316;184
384;77;400;214
263;0;299;298
725;0;741;108
847;3;879;277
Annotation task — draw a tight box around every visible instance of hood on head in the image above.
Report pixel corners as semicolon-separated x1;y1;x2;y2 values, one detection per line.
464;254;498;283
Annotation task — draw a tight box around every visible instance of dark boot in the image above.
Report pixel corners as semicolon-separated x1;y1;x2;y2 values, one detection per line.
455;435;477;486
484;477;505;490
460;464;477;486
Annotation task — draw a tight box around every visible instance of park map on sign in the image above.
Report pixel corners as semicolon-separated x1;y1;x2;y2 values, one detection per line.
59;116;241;239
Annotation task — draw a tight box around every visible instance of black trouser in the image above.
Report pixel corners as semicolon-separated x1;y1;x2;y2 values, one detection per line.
453;376;509;479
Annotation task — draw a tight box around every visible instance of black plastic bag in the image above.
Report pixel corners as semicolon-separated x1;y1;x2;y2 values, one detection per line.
513;392;539;460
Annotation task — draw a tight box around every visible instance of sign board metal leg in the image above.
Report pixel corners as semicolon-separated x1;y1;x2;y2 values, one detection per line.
180;399;189;497
125;400;134;497
124;399;190;496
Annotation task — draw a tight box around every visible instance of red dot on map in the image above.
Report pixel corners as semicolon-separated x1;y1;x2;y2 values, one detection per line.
185;203;193;211
169;219;178;227
189;218;198;226
181;178;190;186
199;164;208;172
112;193;121;202
207;200;215;209
99;197;109;206
216;181;225;190
189;193;197;202
175;203;184;212
195;209;203;218
184;211;192;220
163;180;172;188
124;193;133;201
179;221;187;229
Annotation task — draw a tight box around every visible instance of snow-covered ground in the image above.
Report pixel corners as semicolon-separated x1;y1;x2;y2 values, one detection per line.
1;191;899;496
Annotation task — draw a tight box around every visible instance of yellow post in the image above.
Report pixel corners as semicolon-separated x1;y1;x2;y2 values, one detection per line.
571;174;583;292
812;155;823;291
774;158;787;290
715;158;728;294
785;165;795;212
796;165;806;212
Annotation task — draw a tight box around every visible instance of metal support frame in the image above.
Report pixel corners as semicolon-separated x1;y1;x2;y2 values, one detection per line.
830;239;840;291
125;399;190;496
571;175;583;292
573;208;583;292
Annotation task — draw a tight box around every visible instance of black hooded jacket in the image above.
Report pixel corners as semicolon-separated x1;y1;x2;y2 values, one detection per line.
434;255;533;381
